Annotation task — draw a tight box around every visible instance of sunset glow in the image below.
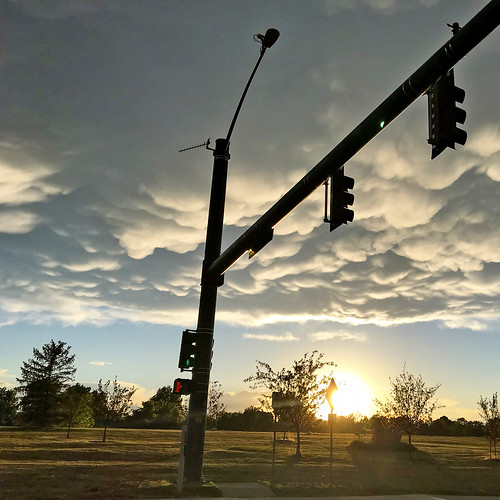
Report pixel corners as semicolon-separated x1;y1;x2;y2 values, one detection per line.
318;372;375;420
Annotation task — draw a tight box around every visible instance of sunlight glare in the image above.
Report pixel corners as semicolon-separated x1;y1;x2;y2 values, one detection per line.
318;371;374;420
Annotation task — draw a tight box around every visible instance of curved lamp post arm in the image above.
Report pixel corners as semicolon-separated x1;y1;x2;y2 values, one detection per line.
225;28;280;146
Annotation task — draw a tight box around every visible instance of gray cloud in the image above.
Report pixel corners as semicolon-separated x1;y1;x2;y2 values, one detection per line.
1;0;499;338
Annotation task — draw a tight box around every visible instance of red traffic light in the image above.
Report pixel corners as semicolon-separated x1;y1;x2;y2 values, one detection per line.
173;378;192;395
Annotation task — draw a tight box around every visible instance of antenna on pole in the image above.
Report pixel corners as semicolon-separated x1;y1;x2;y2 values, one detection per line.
179;138;213;153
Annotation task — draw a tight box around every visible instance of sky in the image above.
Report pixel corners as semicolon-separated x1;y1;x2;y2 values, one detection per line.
1;0;499;421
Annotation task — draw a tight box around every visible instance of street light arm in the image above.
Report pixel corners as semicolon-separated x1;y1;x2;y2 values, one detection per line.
225;49;266;145
225;28;279;145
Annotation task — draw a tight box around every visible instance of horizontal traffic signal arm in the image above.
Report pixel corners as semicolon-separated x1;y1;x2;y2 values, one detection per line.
206;0;499;281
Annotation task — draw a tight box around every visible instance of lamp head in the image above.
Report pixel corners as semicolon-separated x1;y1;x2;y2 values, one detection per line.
254;28;280;51
262;28;280;48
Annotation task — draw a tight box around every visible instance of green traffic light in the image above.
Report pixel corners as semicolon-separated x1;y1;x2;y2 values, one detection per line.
380;121;385;128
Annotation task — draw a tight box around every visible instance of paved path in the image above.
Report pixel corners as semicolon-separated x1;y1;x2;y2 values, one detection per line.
172;487;500;500
216;482;275;497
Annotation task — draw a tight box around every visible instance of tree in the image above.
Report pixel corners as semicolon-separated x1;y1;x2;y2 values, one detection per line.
478;393;500;460
217;407;273;431
17;340;76;427
245;351;334;456
374;365;440;459
131;386;185;428
0;387;17;425
92;377;136;442
60;384;94;438
207;380;226;429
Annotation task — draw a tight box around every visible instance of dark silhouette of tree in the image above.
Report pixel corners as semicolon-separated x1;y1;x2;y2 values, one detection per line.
418;416;485;437
0;387;17;425
17;340;76;427
374;365;440;459
60;383;94;438
131;386;185;428
207;380;226;429
245;351;334;456
217;407;273;431
478;393;500;459
92;377;136;442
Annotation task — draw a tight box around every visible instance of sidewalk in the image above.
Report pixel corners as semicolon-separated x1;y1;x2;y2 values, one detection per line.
173;488;500;500
216;482;275;498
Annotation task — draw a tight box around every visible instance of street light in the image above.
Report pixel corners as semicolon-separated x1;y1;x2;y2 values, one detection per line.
181;28;280;487
254;28;280;50
225;28;280;145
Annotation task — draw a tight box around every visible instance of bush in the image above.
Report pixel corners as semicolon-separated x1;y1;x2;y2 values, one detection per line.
371;416;403;447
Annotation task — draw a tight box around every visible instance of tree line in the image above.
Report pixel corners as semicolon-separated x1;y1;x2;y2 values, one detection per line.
241;353;499;460
1;342;498;458
0;340;229;437
0;340;185;440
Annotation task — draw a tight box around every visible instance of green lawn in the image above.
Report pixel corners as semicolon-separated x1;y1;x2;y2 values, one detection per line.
0;427;499;498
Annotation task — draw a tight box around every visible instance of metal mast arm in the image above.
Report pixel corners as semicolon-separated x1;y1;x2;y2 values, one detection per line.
208;0;500;279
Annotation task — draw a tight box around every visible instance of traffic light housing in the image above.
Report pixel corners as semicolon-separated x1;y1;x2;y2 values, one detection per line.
329;166;355;232
173;378;192;395
178;329;197;371
427;68;467;159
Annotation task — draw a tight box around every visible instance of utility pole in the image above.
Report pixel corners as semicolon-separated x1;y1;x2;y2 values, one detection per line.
181;29;280;485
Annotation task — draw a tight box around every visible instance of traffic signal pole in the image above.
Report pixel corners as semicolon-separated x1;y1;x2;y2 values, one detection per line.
208;0;499;279
183;138;228;484
182;30;280;484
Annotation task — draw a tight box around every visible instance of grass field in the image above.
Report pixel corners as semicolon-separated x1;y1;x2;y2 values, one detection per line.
0;427;499;498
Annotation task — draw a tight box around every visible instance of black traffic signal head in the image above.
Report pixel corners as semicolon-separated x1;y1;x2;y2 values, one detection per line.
428;69;467;159
329;166;355;232
173;378;192;395
178;329;197;371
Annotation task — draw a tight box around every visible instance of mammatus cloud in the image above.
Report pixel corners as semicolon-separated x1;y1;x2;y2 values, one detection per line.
243;332;299;342
1;0;498;339
11;0;100;19
323;0;440;15
0;154;65;206
468;125;500;159
0;210;39;234
309;330;368;342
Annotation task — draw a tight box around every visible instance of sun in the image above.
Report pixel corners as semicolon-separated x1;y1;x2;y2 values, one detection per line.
318;371;375;420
